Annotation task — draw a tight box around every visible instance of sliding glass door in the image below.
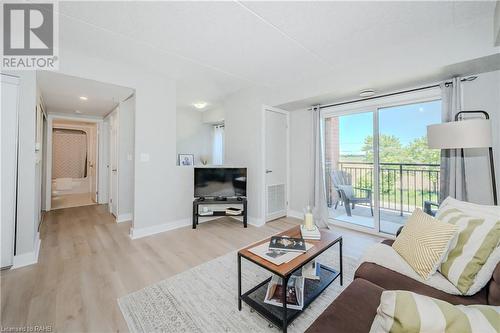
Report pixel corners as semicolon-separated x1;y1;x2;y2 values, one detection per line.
323;92;441;235
377;100;441;234
324;110;375;230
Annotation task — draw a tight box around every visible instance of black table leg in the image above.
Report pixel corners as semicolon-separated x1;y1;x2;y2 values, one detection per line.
238;254;242;311
339;237;343;286
192;202;197;229
243;199;247;228
282;275;289;333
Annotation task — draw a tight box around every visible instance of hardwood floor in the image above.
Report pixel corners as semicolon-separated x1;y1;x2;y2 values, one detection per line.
1;204;383;332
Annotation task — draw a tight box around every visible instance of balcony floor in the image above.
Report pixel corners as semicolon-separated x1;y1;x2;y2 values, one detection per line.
329;204;409;235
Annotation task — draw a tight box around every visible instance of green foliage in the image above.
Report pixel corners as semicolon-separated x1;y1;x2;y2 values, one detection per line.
361;135;439;164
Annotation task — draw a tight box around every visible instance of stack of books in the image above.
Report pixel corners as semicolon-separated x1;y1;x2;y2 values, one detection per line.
264;275;304;310
269;236;307;253
225;207;242;215
300;225;321;240
248;236;312;266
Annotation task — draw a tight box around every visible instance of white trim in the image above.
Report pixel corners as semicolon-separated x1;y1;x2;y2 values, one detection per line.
130;218;191;239
12;233;41;269
287;209;303;220
248;216;265;227
262;105;290;223
116;213;133;223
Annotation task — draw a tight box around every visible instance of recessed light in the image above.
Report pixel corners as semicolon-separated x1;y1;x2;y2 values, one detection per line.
75;110;82;114
359;89;376;97
79;96;88;101
193;102;207;109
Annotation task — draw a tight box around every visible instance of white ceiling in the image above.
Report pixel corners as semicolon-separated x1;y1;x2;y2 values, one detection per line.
38;71;134;117
57;1;499;111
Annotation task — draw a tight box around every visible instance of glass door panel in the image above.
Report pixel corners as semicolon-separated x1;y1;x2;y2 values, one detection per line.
377;100;441;234
324;111;375;230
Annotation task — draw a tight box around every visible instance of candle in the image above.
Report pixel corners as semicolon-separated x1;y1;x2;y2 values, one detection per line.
304;212;314;231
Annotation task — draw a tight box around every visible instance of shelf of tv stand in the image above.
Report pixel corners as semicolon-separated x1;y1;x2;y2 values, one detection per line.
192;197;247;229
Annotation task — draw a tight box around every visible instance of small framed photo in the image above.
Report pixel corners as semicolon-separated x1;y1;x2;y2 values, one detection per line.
178;154;194;166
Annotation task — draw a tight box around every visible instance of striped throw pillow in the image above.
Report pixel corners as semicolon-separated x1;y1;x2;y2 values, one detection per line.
392;208;458;279
436;208;500;295
369;290;500;333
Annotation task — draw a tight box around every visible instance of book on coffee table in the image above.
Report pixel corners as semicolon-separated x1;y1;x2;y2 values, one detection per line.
248;242;313;265
269;236;306;253
264;275;304;310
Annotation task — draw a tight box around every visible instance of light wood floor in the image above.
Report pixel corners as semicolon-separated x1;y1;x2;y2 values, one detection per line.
51;192;95;210
1;204;383;332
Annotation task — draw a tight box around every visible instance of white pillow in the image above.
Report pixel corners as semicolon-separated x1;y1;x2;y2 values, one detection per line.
440;196;500;219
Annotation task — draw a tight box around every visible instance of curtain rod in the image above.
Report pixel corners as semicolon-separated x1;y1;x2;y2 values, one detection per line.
310;76;477;111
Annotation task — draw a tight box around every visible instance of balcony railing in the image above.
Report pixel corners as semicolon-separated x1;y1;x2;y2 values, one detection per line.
326;161;440;215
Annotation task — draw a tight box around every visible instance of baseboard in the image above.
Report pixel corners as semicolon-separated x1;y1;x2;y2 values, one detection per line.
248;216;265;227
287;209;303;219
130;218;191;240
116;213;133;223
12;233;41;269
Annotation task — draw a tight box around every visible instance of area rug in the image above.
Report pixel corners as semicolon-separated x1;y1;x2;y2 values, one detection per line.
118;247;358;332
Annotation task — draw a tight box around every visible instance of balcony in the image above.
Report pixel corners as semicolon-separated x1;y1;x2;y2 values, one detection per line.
326;161;440;234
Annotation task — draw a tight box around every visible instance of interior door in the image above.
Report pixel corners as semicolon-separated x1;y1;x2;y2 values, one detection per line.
109;113;118;216
265;108;288;221
1;74;19;268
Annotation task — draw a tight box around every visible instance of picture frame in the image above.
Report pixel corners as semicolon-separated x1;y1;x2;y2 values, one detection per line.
178;154;194;166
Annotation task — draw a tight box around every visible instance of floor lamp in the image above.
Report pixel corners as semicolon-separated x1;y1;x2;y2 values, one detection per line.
427;111;497;205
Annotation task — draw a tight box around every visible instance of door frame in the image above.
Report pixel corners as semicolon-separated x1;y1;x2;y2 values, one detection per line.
45;114;103;211
321;87;441;236
261;105;290;222
106;109;119;217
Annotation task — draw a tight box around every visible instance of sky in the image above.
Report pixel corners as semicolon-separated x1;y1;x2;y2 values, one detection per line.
338;100;441;155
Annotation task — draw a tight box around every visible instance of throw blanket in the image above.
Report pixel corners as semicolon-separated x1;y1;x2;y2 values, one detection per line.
360;243;462;295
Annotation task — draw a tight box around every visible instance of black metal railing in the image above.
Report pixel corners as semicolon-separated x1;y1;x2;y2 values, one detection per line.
326;161;440;215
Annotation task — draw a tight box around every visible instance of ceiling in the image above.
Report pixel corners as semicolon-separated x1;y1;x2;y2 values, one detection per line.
57;1;499;111
38;71;134;117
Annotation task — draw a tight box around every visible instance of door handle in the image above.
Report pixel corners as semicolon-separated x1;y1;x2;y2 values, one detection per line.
266;169;272;174
112;169;117;172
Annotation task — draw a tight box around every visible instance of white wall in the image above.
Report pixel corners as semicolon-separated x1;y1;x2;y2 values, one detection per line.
176;107;212;165
462;70;500;204
118;95;135;218
202;107;224;124
289;109;312;214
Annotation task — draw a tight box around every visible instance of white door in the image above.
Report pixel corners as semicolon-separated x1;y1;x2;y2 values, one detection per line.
1;74;19;268
109;112;118;216
265;108;288;221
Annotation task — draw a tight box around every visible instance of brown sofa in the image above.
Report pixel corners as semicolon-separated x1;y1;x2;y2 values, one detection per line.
306;239;500;333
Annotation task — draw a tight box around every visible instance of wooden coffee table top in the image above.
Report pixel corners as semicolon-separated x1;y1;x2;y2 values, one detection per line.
238;226;342;277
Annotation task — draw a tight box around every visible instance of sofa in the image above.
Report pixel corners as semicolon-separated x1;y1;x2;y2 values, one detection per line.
306;239;500;333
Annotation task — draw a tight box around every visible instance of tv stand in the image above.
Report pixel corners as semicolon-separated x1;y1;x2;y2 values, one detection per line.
192;198;247;229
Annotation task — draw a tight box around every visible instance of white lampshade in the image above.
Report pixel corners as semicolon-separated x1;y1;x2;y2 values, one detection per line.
427;119;492;149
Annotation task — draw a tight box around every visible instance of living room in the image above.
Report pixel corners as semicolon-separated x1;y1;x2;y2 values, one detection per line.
1;1;499;332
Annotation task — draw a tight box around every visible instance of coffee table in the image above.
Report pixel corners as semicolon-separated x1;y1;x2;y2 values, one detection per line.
237;226;342;333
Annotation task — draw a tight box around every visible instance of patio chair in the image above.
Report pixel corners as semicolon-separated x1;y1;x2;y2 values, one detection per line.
331;170;373;217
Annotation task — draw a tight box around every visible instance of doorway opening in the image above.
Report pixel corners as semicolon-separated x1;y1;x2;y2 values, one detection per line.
51;120;98;209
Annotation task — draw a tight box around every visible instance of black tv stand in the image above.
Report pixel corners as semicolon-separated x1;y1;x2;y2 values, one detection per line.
192;197;247;229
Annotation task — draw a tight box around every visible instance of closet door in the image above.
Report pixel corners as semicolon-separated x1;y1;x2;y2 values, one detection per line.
1;74;20;268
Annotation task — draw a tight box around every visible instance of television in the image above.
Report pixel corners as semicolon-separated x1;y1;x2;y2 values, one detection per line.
194;167;247;198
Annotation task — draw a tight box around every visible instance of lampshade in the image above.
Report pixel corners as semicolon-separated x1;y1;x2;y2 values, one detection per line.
427;118;492;149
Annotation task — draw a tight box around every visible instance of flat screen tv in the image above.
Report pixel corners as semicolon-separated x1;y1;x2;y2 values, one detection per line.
194;167;247;198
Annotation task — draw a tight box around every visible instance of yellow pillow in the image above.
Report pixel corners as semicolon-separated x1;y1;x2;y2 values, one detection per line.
392;208;458;279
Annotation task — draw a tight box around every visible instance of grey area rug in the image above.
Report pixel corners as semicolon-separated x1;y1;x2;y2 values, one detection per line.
118;247;358;332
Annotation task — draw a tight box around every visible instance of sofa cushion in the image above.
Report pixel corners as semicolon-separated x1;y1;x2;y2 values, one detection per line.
305;278;383;333
436;207;500;295
355;262;488;305
361;243;462;295
392;208;458;279
439;196;500;219
369;290;500;333
489;263;500;305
